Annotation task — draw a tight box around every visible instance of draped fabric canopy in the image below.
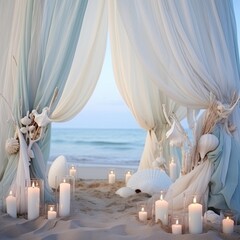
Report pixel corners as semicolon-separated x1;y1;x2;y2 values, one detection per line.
0;0;239;216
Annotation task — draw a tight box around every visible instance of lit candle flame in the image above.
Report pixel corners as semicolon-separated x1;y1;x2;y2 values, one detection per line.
193;196;197;203
141;207;145;212
32;182;35;188
9;190;12;195
63;179;66;183
176;219;179;225
226;216;230;220
50;207;53;211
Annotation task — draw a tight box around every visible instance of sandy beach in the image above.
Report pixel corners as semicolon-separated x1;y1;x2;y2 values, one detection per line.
0;166;240;240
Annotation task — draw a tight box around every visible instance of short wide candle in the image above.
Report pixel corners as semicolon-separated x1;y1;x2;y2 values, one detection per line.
155;193;169;225
28;182;40;220
188;196;203;234
48;206;57;220
222;217;234;234
108;170;115;184
59;179;70;217
172;219;182;235
6;191;17;218
138;207;147;222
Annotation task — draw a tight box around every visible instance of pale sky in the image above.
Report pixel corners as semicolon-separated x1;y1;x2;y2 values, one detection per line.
54;1;240;129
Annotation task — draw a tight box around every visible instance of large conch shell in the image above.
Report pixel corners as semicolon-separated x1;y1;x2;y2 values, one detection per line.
166;120;185;147
198;134;219;160
127;169;172;195
5;138;19;154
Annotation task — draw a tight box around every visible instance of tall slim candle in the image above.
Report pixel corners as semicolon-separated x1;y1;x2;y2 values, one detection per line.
6;191;17;218
108;170;115;184
125;171;132;184
28;182;40;220
69;166;76;177
169;159;177;182
188;196;203;234
155;192;169;225
59;179;70;217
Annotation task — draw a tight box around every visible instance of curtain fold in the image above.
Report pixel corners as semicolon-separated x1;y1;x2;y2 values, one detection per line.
110;0;240;214
0;0;107;212
109;0;186;171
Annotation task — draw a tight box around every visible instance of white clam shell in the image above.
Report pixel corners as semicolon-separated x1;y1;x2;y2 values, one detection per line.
127;169;172;195
48;155;67;189
204;210;222;224
115;187;136;198
5;138;19;154
198;134;219;160
166;121;185;147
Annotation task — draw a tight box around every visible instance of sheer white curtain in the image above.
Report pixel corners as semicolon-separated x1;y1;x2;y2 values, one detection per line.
111;0;240;214
0;0;107;213
109;1;186;171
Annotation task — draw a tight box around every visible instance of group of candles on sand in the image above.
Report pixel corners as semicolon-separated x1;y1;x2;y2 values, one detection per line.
5;167;235;235
5;165;77;220
138;192;235;235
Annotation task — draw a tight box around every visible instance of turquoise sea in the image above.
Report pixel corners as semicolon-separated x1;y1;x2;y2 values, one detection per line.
49;128;146;167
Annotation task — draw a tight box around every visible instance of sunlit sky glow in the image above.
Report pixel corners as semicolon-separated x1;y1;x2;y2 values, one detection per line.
54;1;240;129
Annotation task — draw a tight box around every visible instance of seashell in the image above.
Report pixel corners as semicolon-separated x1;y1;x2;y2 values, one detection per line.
32;107;51;127
198;134;219;160
20;116;31;126
5;138;19;154
115;187;136;198
166;120;185;147
127;169;172;195
204;210;222;224
20;127;28;134
48;155;68;189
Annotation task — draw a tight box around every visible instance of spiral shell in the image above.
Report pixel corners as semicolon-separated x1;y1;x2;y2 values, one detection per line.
5;138;19;154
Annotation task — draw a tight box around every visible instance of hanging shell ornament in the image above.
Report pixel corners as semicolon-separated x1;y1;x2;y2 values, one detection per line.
197;133;219;160
32;107;51;127
166;120;185;147
20;115;31;126
5;138;19;154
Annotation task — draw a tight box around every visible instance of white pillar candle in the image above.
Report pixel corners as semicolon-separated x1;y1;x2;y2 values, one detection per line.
28;182;40;220
172;219;182;234
222;217;234;234
138;207;147;222
125;171;132;184
169;160;177;182
188;196;203;234
59;179;71;217
48;206;57;220
69;166;76;177
108;170;115;184
155;193;169;225
6;191;17;218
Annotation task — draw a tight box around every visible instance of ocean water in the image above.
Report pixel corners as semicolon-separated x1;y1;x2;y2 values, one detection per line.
49;128;146;167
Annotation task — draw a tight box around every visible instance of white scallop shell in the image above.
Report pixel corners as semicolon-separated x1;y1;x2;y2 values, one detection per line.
198;134;219;160
5;138;19;154
48;155;67;189
127;169;172;195
115;187;136;198
166;120;185;147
